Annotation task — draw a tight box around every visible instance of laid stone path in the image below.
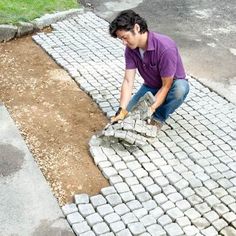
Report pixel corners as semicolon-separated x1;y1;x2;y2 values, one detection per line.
33;11;236;236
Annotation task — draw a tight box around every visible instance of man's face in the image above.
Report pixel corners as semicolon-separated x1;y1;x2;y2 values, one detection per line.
116;26;140;49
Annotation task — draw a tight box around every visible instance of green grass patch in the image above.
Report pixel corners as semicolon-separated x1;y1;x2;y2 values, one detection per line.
0;0;79;25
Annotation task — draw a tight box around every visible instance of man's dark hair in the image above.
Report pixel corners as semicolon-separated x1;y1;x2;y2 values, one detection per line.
109;10;148;38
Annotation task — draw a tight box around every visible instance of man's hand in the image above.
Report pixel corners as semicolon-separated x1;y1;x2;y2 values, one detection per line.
145;106;156;124
111;107;128;124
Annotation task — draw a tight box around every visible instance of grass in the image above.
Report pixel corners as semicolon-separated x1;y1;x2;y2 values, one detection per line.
0;0;79;25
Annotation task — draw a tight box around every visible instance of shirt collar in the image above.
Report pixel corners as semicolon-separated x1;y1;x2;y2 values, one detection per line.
146;31;155;51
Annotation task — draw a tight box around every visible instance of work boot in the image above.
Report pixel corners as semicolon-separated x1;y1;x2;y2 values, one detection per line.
150;118;163;131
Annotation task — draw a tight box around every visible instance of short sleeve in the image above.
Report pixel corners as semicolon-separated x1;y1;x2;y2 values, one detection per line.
159;48;177;78
125;47;136;69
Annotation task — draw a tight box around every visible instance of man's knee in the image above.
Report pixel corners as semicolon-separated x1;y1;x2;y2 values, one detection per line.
174;81;189;101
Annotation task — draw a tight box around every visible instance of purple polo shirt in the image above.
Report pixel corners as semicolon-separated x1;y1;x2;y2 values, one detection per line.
125;31;186;89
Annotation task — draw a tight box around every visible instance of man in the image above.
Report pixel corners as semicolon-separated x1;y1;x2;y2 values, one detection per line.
109;10;189;128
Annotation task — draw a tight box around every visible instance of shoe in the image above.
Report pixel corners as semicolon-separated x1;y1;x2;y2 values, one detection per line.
150;118;163;130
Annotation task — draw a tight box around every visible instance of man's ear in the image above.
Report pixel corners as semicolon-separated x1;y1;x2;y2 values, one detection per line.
134;23;140;33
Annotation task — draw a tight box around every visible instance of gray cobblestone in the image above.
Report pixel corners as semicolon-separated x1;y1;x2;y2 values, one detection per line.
130;184;146;194
128;222;146;235
106;193;122;206
140;214;156;227
67;212;84;225
161;200;175;212
176;199;191;211
121;212;138;224
158;214;173;226
221;226;236;236
102;167;118;178
201;226;218;236
126;200;142;211
147;224;167;236
62;203;78;215
180;187;195;198
97;204;114;217
191;217;210;230
80;231;96;236
114;203;130;216
116;228;132;236
195;202;211;215
104;212;120;224
183;225;199;235
140;176;154;187
204;211;219;222
136;192;152;202
167;207;184;220
120;191;135;202
126;161;141;171
147;184;162;196
75;193;89;204
114;182;130;193
163;185;176;195
212;187;228;198
164;223;184;236
78;204;96;217
184;208;201;220
205;195;221;207
101;186;116;196
119;169;133;178
167;192;183;203
218;178;234;189
86;213;103;227
90;194;107;208
154;176;169;187
188;194;203;206
228;202;236;214
72;221;91;235
133;168;149;179
133;207;148;219
110;220;125;233
212;218;228;231
176;216;191;227
213;203;230;216
223;211;236;223
92;222;110;235
195;186;211;198
149;206;164;219
227;186;236;198
175;179;189;190
109;175;123;185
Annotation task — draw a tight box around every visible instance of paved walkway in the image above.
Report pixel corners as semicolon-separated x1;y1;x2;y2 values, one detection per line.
33;11;236;236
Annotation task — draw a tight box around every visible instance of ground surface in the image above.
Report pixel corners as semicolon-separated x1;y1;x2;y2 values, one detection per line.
0;35;109;206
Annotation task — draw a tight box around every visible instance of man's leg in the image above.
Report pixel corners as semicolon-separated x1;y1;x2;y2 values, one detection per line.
153;79;190;122
127;84;157;112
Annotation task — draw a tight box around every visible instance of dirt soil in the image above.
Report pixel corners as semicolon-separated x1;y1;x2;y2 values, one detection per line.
0;35;109;206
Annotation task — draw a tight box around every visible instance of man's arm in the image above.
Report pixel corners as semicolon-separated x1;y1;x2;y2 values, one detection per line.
110;69;136;123
150;76;173;112
120;68;136;109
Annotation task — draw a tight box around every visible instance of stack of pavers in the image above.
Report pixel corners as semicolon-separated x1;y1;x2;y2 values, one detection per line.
102;92;159;146
34;11;236;236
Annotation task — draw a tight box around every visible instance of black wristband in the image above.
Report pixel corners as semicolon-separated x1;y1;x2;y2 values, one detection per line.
115;107;122;116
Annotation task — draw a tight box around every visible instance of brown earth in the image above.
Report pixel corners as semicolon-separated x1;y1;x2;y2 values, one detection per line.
0;34;109;206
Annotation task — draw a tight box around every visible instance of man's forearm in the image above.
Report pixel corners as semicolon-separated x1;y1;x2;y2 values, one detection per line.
150;77;173;112
150;87;168;111
120;79;133;109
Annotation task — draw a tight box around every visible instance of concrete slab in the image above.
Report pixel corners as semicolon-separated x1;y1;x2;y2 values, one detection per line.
0;103;74;236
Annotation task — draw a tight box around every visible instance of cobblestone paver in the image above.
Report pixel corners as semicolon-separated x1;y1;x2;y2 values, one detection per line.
33;11;236;236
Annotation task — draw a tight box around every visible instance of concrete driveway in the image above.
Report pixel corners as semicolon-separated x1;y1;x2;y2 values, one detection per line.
81;0;236;104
